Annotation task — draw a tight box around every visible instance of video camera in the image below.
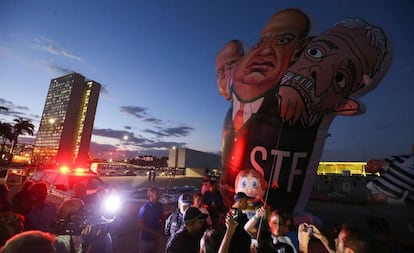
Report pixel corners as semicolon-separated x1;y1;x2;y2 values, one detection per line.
53;215;89;236
53;190;121;236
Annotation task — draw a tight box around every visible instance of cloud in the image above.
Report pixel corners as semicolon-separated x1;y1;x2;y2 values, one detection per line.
120;106;148;118
93;128;133;139
43;62;76;76
91;127;189;158
144;117;163;124
163;126;194;137
143;129;168;137
0;98;14;108
89;142;118;155
32;36;82;62
143;126;194;138
0;98;37;122
90;141;172;158
124;126;132;130
93;128;151;144
144;141;186;149
61;50;81;61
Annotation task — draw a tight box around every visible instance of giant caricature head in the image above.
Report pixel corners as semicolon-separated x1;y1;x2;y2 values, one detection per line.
215;40;247;100
233;8;310;102
278;17;392;126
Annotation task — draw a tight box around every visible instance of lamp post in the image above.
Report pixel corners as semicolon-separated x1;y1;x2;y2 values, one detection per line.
172;146;179;177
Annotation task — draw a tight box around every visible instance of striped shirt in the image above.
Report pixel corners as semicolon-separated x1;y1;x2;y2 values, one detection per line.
370;154;414;204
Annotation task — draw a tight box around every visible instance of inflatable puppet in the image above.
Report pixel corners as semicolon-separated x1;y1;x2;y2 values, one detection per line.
215;40;248;101
218;10;392;213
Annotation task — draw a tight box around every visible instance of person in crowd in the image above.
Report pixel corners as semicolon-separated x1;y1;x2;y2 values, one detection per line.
218;213;239;253
165;193;191;245
203;181;224;228
148;169;156;181
53;198;112;253
18;180;34;192
11;188;34;215
166;207;207;253
0;230;56;253
201;176;211;196
25;182;57;232
298;223;374;253
137;187;164;253
245;207;297;253
0;212;25;247
0;184;11;212
192;192;212;229
365;145;414;205
53;198;85;253
200;228;224;253
73;182;87;200
10;183;35;228
227;192;251;253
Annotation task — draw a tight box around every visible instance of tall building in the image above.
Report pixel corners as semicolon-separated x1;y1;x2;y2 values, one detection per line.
32;73;100;167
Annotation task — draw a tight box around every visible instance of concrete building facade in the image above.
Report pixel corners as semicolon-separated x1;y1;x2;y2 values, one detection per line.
168;147;221;177
32;73;100;167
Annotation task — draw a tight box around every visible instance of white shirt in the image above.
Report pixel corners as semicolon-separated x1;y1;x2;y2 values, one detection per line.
232;94;264;125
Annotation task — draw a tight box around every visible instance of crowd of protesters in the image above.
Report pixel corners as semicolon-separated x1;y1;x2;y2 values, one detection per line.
1;144;413;253
134;173;382;253
0;181;114;253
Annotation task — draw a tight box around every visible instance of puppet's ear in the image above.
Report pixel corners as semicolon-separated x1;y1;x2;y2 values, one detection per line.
335;98;366;116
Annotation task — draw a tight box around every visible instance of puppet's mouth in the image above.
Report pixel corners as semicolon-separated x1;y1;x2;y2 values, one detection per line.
280;71;321;111
247;60;274;75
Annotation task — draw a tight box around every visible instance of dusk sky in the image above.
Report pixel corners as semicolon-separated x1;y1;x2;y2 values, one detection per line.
1;0;413;161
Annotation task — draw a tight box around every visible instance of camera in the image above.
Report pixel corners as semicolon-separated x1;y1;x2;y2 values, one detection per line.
53;190;120;235
53;209;113;236
53;217;88;235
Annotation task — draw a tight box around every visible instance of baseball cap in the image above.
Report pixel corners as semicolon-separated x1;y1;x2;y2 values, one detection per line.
183;207;208;223
178;193;192;205
234;192;252;202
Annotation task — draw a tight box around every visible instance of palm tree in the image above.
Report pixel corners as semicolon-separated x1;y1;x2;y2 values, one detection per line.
0;121;13;156
8;118;35;164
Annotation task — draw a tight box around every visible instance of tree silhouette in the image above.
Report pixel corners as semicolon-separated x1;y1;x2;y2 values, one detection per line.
0;122;13;156
8;117;35;164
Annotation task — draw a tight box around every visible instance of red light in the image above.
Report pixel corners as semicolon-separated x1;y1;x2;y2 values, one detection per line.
74;167;87;175
59;166;70;174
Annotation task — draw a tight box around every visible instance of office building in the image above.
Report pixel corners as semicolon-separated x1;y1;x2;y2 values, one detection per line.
32;73;100;167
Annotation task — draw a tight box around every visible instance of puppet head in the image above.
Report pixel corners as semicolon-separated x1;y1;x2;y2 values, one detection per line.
278;17;392;126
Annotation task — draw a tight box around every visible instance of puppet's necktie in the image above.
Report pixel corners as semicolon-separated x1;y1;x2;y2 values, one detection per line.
233;104;245;131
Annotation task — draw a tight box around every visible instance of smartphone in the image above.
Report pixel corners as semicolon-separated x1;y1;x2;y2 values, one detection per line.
231;208;239;219
307;226;313;237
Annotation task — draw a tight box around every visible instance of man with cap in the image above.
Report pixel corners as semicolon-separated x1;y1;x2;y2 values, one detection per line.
166;207;207;253
164;193;192;245
228;192;252;253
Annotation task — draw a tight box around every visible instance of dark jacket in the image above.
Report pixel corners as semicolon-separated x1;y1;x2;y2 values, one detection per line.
164;208;184;243
166;228;200;253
